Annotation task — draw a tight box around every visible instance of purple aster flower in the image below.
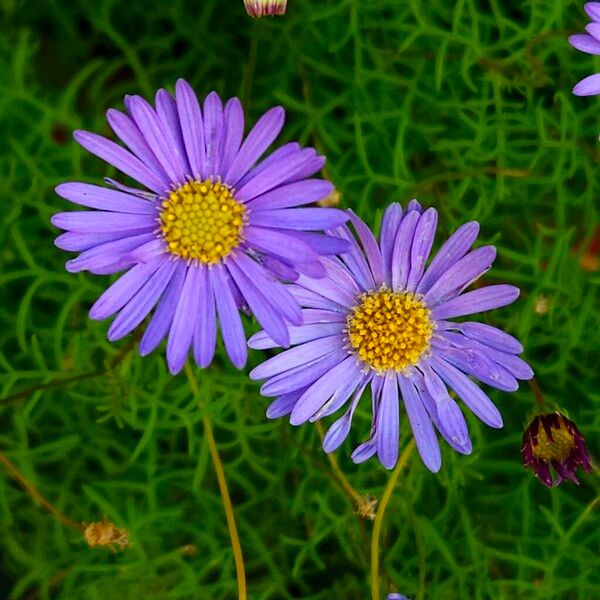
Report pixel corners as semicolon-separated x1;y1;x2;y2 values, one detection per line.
569;2;600;95
249;201;533;471
51;79;349;374
244;0;287;17
387;595;409;600
521;412;592;487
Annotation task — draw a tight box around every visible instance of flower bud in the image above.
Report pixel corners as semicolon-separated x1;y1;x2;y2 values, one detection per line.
244;0;287;17
521;412;592;487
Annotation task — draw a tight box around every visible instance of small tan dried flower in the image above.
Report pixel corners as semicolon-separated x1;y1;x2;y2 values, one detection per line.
84;520;130;551
357;495;378;520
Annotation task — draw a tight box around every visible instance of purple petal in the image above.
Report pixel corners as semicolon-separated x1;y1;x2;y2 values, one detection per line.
420;367;471;454
266;390;305;419
108;259;177;341
106;109;170;181
585;2;600;22
573;72;600;96
225;106;285;186
377;372;400;469
406;208;438;291
249;322;343;350
285;231;350;255
295;261;358;309
260;349;348;397
73;130;168;195
289;355;358;425
417;222;479;295
245;179;333;210
439;333;532;380
174;78;206;179
233;252;301;325
250;335;343;380
450;321;523;354
55;230;135;252
90;260;162;321
127;95;187;185
586;22;600;42
244;225;319;264
287;284;348;312
166;266;201;374
398;374;441;472
331;224;376;291
103;178;157;200
322;380;368;453
406;199;423;214
294;259;326;279
139;261;187;355
429;355;503;428
380;203;403;284
65;232;155;274
391;210;419;292
424;246;497;307
56;182;158;214
351;437;378;464
569;33;600;54
235;148;319;201
125;238;166;263
221;98;245;175
51;211;157;234
226;258;290;347
347;210;385;286
210;265;248;368
260;255;299;281
155;89;191;178
311;371;370;420
202;91;224;177
433;335;519;392
193;267;217;368
235;142;299;190
431;285;519;320
250;208;348;230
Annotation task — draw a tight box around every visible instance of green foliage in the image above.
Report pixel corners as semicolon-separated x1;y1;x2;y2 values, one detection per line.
0;0;599;598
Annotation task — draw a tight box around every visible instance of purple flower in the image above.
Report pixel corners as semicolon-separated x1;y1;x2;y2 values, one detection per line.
249;202;533;471
52;79;348;374
569;2;600;95
387;595;409;600
521;412;592;487
244;0;287;17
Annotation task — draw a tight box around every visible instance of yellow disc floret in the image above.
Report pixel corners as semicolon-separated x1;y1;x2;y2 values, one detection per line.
160;179;246;264
346;289;434;373
532;417;576;463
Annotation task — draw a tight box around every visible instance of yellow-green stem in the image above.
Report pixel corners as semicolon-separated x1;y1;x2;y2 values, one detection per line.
371;439;415;600
184;362;247;600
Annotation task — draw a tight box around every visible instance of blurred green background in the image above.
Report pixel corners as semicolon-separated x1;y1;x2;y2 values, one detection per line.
0;0;598;598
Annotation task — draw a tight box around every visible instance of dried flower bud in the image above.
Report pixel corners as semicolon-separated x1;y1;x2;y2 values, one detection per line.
521;412;592;487
84;520;130;551
357;494;378;520
244;0;287;17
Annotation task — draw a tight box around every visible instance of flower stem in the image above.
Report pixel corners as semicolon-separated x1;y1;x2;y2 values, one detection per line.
184;362;247;600
370;439;415;600
315;421;363;506
0;453;83;532
528;378;546;407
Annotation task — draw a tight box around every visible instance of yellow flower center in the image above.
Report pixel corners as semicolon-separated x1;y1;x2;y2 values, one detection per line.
159;179;246;264
346;289;434;373
532;419;575;463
